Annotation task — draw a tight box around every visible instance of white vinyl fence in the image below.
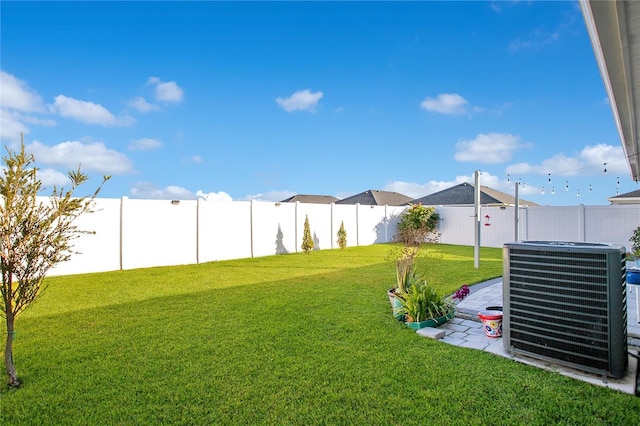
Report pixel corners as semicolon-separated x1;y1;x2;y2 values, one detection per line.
48;197;640;276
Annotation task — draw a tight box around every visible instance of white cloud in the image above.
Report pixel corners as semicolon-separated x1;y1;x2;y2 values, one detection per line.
129;184;235;201
510;31;560;53
383;173;505;200
130;182;196;200
0;71;45;112
147;77;184;103
276;89;323;112
127;96;160;113
196;190;233;202
455;133;525;164
15;112;56;127
420;93;468;115
506;143;627;176
26;140;134;174
244;190;296;202
0;109;30;142
508;12;579;54
0;72;53;142
128;138;163;151
53;95;134;127
38;168;73;188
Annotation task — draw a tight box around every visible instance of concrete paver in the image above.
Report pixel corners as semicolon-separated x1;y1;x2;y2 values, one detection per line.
414;277;639;395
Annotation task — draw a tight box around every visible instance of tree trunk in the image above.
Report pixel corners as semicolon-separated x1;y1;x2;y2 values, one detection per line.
4;314;20;388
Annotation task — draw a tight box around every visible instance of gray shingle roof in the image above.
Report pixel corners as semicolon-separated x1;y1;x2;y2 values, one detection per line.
280;194;340;204
609;189;640;199
336;189;413;206
410;182;539;206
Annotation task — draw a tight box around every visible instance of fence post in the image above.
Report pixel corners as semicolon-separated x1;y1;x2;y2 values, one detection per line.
196;198;200;264
250;199;255;258
119;196;127;271
330;202;335;249
578;204;586;242
514;181;520;241
474;171;481;269
385;204;389;243
356;203;360;246
295;201;300;253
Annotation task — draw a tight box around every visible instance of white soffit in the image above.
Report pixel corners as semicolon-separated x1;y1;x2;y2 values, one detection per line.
580;0;640;181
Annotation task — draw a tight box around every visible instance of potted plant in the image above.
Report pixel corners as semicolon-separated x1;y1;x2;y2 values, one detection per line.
395;278;455;330
387;246;419;316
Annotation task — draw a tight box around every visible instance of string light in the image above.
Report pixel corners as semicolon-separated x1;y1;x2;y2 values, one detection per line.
504;154;636;200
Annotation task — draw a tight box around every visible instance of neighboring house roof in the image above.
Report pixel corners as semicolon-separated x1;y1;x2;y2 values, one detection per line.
336;189;413;206
280;194;340;204
410;182;539;207
608;189;640;205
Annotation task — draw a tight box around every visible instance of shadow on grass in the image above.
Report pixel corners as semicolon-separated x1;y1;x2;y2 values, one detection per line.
3;261;639;424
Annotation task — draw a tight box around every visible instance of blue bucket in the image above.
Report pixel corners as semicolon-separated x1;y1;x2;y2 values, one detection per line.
627;268;640;285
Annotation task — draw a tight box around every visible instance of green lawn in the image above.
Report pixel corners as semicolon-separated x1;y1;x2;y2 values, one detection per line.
1;244;639;425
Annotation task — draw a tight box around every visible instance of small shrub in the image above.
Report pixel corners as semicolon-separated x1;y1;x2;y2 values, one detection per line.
337;221;347;249
301;215;314;253
395;203;440;246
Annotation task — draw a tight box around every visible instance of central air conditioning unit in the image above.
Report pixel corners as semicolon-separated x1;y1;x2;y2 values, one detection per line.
503;241;628;378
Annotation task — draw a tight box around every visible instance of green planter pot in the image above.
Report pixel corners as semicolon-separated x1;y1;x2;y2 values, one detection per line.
388;289;405;320
404;309;454;330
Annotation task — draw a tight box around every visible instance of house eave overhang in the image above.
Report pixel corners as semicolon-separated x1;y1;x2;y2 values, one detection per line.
580;0;640;181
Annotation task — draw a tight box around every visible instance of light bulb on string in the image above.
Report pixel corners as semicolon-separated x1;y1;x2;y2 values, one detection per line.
565;181;569;191
548;173;551;183
541;186;545;195
577;189;581;197
551;186;555;195
507;174;510;184
589;184;592;192
604;163;607;174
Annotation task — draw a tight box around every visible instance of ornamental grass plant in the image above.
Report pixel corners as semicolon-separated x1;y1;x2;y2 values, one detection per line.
1;244;639;424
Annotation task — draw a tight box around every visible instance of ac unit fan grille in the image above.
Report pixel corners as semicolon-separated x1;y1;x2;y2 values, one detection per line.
504;243;627;378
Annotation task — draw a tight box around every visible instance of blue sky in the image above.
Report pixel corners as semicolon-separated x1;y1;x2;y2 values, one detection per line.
1;0;636;205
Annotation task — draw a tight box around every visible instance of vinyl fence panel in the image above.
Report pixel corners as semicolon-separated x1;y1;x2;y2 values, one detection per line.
251;200;297;257
37;194;640;276
121;198;198;270
295;202;332;251
198;200;252;262
48;198;122;276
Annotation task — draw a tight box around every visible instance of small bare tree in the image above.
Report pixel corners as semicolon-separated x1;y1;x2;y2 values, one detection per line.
0;136;109;388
